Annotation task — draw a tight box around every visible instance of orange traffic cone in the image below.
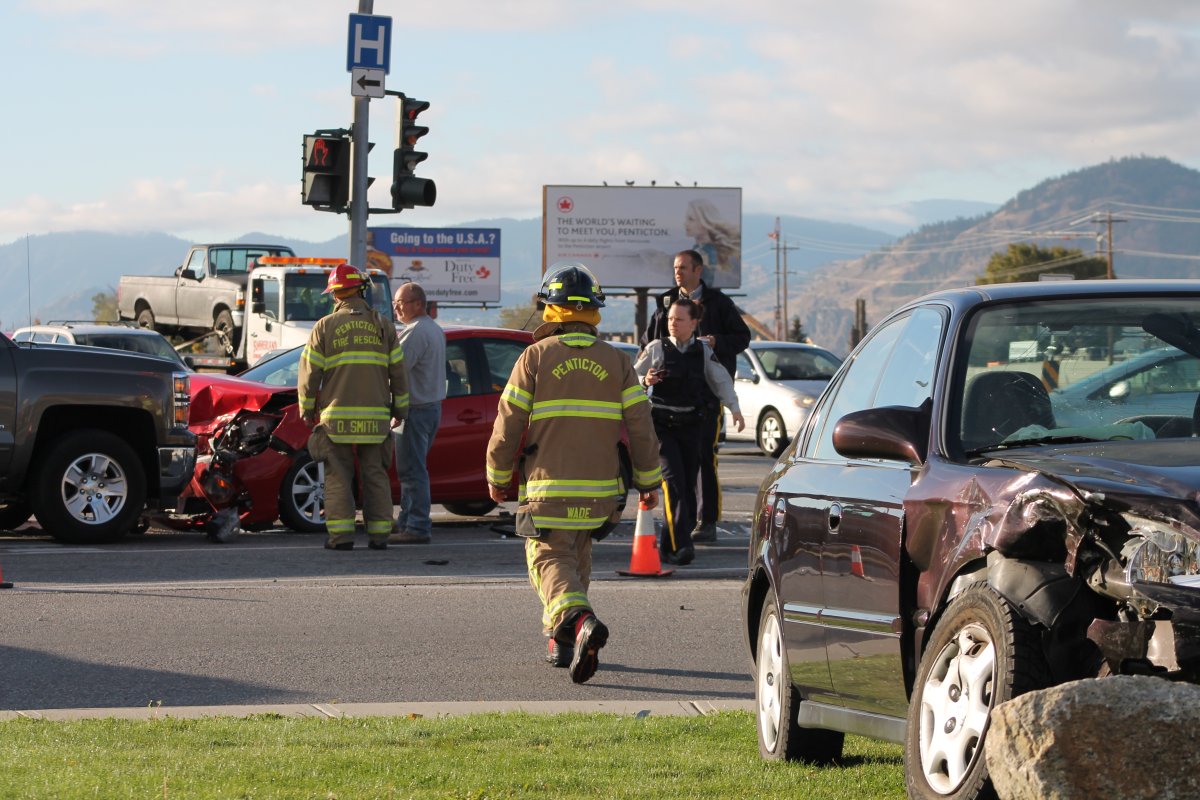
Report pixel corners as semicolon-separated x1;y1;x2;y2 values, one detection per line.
850;545;867;579
0;557;11;589
616;500;673;577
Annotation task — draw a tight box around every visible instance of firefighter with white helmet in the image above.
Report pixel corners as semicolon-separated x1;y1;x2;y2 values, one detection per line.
298;263;409;550
486;262;663;683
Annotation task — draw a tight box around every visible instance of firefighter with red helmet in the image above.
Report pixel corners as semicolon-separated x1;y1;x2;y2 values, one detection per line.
298;263;409;550
486;262;662;683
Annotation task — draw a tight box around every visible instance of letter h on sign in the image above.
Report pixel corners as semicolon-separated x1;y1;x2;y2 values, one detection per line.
346;14;392;74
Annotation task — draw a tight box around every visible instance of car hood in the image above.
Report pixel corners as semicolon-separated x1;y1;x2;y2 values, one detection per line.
994;440;1200;503
775;378;829;396
189;373;297;427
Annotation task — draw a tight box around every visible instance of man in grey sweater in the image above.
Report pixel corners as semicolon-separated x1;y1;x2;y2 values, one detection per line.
390;282;447;544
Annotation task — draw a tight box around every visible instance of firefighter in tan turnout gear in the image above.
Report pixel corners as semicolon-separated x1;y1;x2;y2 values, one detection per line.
298;263;409;551
487;262;662;684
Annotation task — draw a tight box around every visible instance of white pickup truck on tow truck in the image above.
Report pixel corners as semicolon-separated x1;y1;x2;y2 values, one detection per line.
122;253;395;372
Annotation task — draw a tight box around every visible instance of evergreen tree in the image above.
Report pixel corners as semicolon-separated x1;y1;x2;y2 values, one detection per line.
978;243;1108;284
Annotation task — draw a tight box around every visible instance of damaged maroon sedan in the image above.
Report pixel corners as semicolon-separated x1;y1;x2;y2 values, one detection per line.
743;280;1200;799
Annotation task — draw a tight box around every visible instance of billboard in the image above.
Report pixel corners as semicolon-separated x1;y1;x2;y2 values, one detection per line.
543;185;742;290
367;227;501;303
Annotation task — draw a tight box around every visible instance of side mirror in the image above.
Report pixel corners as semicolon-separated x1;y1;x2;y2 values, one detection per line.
179;268;197;281
1108;380;1130;400
182;355;197;369
833;402;930;464
251;301;266;314
735;369;758;383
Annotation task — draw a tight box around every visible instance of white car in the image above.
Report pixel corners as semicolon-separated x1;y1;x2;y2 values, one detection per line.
723;341;842;456
11;322;192;371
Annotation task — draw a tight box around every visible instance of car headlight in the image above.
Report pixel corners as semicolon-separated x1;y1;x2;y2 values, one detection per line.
791;394;816;409
1122;515;1200;587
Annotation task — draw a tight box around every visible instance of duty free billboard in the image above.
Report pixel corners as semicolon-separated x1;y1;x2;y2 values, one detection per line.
367;227;501;304
543;186;742;290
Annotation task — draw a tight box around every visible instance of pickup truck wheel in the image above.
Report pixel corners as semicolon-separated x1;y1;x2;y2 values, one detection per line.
278;451;326;533
136;308;155;329
0;500;32;531
214;309;240;352
32;430;146;544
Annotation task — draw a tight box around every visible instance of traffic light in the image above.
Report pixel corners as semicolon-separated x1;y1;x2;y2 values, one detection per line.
391;96;437;210
302;134;351;210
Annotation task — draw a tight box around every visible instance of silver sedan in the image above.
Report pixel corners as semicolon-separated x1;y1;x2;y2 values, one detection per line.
723;342;842;456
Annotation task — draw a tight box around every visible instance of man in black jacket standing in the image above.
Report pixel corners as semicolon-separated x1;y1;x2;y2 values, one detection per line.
640;249;751;543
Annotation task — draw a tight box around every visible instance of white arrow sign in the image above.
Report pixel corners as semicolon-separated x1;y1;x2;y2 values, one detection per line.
351;67;385;99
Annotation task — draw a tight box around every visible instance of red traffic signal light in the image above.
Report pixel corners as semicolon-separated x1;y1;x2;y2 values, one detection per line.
392;96;436;210
302;134;351;210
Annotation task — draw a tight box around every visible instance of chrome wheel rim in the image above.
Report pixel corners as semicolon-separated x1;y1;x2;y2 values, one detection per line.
291;460;325;525
918;622;995;794
760;415;784;453
61;452;129;525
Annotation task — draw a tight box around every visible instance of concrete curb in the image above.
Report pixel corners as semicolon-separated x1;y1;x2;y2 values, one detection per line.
1;699;755;722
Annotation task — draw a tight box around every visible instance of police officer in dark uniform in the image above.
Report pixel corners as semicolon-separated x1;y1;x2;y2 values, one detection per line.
641;249;751;543
635;298;743;565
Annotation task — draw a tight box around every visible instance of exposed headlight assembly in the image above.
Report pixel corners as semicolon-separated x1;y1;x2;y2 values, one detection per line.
1122;515;1200;588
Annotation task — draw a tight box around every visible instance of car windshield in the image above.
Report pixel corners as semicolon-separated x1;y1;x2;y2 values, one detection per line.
277;274;395;323
754;346;841;381
240;346;302;387
955;295;1200;455
74;332;189;369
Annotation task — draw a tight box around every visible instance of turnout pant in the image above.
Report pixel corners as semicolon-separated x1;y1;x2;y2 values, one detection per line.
526;530;594;640
655;420;702;557
308;426;394;546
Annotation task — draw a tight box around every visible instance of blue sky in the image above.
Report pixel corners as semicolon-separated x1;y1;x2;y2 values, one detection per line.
2;1;1199;246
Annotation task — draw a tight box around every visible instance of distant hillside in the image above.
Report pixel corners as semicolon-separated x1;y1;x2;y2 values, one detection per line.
782;156;1200;355
0;214;894;338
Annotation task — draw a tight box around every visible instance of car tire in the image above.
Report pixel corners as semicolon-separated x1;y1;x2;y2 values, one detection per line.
277;451;326;533
442;500;498;517
904;583;1049;800
214;308;239;353
755;595;845;763
136;307;155;330
0;500;32;531
31;430;146;544
757;410;788;458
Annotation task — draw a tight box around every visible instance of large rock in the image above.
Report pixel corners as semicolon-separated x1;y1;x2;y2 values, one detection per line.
985;676;1200;800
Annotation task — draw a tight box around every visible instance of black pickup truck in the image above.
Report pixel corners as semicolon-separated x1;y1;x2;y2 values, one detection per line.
0;335;196;543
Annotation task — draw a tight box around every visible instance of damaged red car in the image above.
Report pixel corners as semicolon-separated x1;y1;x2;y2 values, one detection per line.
743;280;1200;799
151;326;532;537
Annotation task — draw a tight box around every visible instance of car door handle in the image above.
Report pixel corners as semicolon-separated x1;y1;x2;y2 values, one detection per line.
457;410;483;423
827;502;842;534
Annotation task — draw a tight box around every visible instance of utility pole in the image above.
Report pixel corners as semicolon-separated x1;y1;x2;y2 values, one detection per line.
348;0;374;270
770;217;781;339
781;239;800;340
1103;210;1122;279
1072;210;1124;279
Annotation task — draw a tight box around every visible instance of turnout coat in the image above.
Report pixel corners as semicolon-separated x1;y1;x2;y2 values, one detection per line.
486;321;662;532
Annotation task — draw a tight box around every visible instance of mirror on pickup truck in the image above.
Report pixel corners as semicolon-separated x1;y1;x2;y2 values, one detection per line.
178;267;197;281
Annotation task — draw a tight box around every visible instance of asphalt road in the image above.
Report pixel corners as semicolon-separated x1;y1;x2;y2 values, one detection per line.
0;444;775;712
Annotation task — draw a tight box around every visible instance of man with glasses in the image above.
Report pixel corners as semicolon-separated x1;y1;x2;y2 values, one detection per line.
390;282;447;544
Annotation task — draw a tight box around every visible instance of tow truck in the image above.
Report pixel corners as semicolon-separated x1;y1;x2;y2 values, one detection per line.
175;257;395;372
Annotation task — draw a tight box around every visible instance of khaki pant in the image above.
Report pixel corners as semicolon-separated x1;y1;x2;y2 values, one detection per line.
308;426;394;546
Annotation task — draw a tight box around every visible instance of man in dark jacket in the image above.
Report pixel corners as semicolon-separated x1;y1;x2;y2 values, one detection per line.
640;249;751;542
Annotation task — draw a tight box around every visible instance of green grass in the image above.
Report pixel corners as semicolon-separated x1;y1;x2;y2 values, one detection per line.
0;711;904;799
